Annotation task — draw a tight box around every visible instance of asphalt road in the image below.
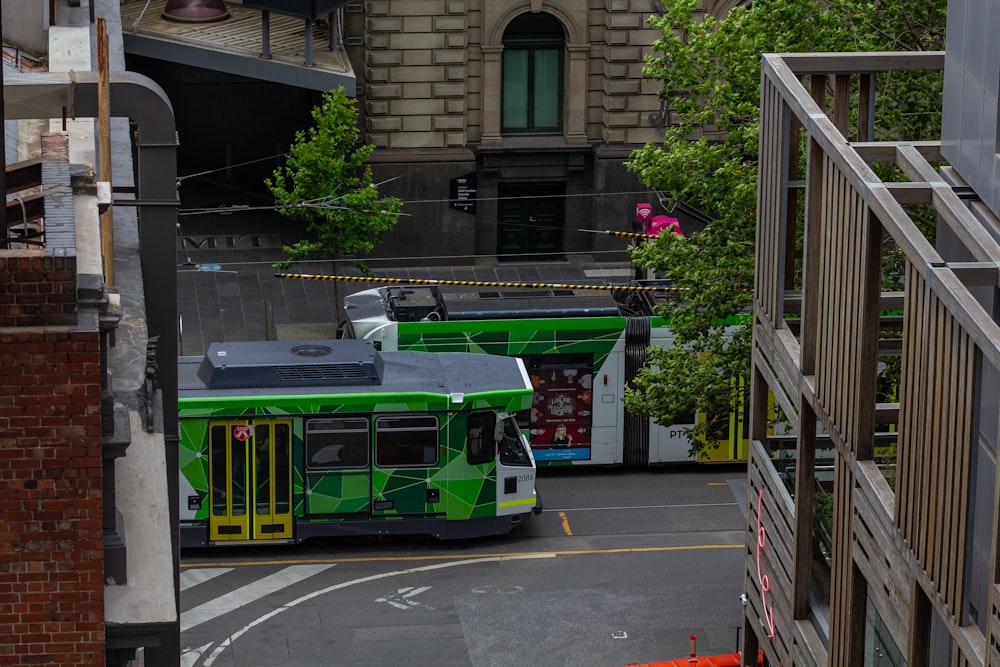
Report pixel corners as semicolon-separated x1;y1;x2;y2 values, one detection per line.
179;466;750;667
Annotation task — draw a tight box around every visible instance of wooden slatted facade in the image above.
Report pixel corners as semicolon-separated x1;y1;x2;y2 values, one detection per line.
747;52;1000;667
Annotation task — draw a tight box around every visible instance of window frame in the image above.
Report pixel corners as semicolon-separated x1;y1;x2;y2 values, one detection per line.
375;415;440;468
305;416;371;470
501;19;564;135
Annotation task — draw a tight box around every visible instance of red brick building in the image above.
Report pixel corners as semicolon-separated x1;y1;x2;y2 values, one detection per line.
0;263;105;664
2;3;181;665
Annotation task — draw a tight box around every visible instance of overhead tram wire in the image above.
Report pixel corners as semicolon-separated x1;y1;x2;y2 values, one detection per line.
174;247;635;270
176;151;290;184
273;273;685;294
175;186;667;216
172;148;680;216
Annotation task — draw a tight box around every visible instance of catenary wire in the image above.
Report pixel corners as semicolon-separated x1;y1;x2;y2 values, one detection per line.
175;248;638;270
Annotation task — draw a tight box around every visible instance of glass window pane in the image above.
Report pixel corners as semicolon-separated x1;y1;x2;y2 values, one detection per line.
255;428;271;514
376;415;438;467
274;424;290;513
230;428;246;516
211;425;228;516
532;49;560;129
503;50;529;130
499;417;532;467
467;412;496;465
306;417;370;469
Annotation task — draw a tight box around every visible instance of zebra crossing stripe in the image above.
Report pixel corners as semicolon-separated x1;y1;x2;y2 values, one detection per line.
180;567;233;592
201;555;556;666
181;563;336;632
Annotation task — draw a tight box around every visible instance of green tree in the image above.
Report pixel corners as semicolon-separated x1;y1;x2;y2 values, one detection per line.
624;0;946;450
266;87;402;274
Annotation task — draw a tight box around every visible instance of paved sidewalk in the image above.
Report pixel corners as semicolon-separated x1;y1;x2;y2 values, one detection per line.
173;176;642;356
176;238;636;358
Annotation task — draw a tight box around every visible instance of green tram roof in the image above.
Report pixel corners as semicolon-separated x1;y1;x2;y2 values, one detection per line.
177;339;531;399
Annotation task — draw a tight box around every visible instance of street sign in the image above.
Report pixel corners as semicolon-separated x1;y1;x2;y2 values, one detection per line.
450;173;477;214
232;425;253;441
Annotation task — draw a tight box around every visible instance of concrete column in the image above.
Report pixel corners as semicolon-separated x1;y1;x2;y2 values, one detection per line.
480;45;503;146
565;43;589;144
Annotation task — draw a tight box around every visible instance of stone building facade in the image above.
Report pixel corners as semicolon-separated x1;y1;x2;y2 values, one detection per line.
119;0;742;265
344;0;667;262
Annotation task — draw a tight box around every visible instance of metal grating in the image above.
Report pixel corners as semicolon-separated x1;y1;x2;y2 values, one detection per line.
272;362;373;382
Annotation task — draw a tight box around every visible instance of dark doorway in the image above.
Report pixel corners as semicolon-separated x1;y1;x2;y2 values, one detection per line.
497;182;565;260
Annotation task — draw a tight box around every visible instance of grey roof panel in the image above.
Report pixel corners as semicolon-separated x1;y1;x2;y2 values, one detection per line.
178;339;530;398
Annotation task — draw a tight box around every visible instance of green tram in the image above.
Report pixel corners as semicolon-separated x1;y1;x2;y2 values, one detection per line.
178;339;540;548
342;284;749;467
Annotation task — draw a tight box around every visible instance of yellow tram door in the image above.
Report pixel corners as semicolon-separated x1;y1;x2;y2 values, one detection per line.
250;420;293;540
208;420;293;542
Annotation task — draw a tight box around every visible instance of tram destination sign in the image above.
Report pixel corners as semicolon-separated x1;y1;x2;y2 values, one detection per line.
450;173;477;214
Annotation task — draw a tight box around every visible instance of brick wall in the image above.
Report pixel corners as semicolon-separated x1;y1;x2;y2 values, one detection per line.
0;254;78;328
0;329;105;665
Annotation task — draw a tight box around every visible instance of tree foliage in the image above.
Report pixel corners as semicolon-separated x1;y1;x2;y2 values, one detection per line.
625;0;946;449
266;87;402;271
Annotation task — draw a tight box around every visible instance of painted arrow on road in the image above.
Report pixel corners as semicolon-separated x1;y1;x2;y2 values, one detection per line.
375;586;433;610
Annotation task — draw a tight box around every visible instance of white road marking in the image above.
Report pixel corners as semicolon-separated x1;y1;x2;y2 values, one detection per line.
375;586;433;610
181;641;213;667
180;567;233;592
544;502;737;512
202;554;556;666
181;563;335;632
471;585;524;595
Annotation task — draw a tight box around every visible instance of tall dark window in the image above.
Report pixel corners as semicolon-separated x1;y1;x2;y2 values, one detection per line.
502;13;564;134
375;415;439;467
466;412;497;465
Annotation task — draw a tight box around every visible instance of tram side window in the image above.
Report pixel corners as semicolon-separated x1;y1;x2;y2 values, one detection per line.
467;412;497;465
375;415;438;467
706;413;730;442
306;417;370;469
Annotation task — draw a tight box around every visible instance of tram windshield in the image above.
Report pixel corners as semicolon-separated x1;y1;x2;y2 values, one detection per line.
498;415;532;466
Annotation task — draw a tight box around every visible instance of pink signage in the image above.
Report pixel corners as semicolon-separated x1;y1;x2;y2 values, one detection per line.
756;487;776;639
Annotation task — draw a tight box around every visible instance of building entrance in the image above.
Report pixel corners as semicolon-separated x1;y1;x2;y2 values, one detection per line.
497;183;565;260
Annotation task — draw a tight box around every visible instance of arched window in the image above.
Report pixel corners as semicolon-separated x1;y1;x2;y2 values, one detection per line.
502;13;564;134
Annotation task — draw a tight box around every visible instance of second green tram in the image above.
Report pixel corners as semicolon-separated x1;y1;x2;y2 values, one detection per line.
341;284;749;467
178;339;540;548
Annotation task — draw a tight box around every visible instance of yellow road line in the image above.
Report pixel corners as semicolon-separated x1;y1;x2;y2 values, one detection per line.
558;511;572;536
182;543;741;569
